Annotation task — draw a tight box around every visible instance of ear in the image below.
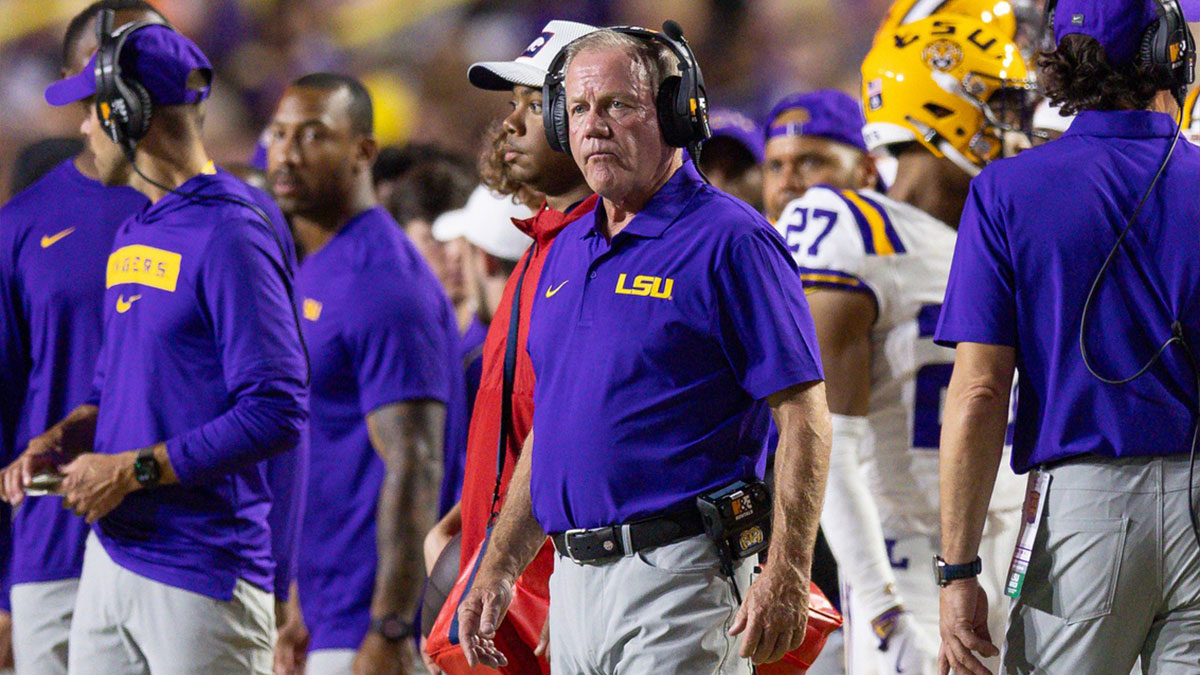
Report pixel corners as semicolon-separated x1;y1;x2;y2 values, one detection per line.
357;136;379;169
854;153;879;191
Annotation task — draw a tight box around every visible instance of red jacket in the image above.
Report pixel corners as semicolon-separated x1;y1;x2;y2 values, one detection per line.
455;195;598;670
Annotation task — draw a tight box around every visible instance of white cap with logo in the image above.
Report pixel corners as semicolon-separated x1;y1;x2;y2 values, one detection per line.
468;20;598;91
432;185;534;262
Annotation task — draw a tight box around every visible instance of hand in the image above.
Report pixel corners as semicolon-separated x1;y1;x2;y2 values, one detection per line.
874;609;937;675
351;632;406;675
273;600;309;675
1;432;67;506
729;562;809;665
0;609;13;670
420;636;442;675
58;451;139;523
938;578;997;675
534;617;550;661
457;574;513;668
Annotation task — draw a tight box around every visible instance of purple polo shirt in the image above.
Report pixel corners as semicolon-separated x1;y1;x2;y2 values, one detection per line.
0;160;147;608
527;161;824;533
295;207;462;651
91;167;308;601
936;111;1200;472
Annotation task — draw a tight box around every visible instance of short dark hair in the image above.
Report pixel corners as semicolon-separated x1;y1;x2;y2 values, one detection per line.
63;0;162;66
1037;34;1176;116
10;137;85;196
290;72;374;136
373;143;445;186
387;149;476;224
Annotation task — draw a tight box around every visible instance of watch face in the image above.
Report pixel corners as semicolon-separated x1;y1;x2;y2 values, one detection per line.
378;616;411;641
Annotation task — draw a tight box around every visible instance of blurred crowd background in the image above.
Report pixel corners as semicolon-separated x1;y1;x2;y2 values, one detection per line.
0;0;902;201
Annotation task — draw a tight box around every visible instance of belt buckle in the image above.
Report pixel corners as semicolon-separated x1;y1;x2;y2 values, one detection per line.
562;528;588;564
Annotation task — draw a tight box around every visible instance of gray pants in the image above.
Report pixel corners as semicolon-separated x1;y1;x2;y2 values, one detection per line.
549;534;752;674
11;578;78;675
306;649;355;674
67;534;275;675
1004;455;1200;674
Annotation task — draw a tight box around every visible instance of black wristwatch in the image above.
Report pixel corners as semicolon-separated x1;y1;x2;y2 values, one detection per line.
133;446;161;488
932;555;982;587
369;613;414;642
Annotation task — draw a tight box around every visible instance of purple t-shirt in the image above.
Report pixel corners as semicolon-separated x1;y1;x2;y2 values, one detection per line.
527;161;824;533
936;111;1200;471
295;207;462;651
91;167;308;601
0;160;147;607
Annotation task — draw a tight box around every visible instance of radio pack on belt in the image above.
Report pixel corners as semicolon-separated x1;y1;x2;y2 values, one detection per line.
697;479;772;562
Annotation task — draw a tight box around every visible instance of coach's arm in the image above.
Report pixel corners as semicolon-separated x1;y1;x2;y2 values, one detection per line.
937;342;1015;675
730;379;831;665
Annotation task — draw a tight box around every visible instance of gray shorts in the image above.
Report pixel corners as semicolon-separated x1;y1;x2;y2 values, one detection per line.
1004;455;1200;674
67;533;275;675
11;577;79;675
549;534;752;674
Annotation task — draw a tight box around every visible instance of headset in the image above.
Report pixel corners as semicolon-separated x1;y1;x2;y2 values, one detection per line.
1050;0;1200;548
93;9;310;384
542;20;712;162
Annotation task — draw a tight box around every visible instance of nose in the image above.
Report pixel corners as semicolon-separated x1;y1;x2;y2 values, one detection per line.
268;131;300;171
503;103;525;137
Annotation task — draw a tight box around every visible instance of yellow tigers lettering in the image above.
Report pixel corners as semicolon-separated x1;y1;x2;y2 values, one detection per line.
615;273;674;300
106;245;182;292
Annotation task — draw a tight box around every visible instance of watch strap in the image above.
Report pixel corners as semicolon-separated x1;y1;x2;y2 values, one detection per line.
369;613;413;642
933;555;982;586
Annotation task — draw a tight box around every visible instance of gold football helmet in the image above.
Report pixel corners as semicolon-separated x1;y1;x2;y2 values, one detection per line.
875;0;1018;43
862;15;1035;174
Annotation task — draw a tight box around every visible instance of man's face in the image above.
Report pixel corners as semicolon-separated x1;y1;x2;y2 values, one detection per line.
564;48;674;204
265;86;367;218
762;135;868;221
81;102;130;186
501;85;581;196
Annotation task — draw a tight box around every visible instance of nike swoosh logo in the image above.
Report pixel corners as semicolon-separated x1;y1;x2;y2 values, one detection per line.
116;294;142;313
40;227;76;248
545;280;569;298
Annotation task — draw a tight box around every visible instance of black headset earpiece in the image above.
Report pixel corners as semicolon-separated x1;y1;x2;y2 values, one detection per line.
541;21;711;155
1138;0;1195;106
94;9;173;160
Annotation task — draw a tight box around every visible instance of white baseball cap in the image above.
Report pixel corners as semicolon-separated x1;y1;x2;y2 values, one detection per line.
432;185;534;262
468;20;598;91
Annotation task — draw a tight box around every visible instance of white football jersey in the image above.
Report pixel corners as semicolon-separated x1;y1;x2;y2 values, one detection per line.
777;186;1024;536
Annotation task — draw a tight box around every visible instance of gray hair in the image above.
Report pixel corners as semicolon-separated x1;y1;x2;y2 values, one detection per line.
561;29;679;96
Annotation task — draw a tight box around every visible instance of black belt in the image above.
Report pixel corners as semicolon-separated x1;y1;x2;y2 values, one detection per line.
551;508;706;565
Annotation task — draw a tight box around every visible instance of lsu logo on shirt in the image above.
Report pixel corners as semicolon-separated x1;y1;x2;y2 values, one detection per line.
106;245;182;292
615;273;673;300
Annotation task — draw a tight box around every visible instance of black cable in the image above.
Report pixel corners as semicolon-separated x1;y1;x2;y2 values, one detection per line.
1076;106;1200;551
130;162;312;386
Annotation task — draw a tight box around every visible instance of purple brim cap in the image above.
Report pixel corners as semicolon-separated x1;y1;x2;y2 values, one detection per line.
707;108;764;162
45;24;212;107
1053;0;1157;66
45;58;99;105
765;90;867;153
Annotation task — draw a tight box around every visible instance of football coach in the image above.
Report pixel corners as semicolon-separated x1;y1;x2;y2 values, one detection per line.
458;25;831;673
935;1;1200;673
